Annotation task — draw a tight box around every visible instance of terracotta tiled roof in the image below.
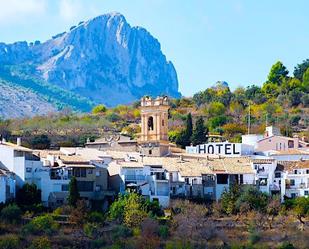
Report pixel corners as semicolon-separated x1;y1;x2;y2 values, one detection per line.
106;151;254;177
33;150;64;158
59;155;90;164
278;160;309;172
271;149;309;155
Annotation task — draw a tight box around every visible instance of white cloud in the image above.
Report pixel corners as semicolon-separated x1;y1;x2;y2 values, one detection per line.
0;0;47;24
59;0;83;22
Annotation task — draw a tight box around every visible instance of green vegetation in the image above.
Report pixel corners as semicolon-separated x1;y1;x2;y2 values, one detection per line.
0;204;22;224
68;177;80;207
92;104;107;114
0;191;308;248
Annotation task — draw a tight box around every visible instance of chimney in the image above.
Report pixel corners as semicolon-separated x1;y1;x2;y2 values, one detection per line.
17;137;21;146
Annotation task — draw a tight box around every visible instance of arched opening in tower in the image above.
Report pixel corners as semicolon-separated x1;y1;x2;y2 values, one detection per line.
148;116;154;131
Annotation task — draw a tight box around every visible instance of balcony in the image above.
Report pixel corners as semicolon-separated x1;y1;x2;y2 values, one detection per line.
269;184;280;191
286;184;308;189
125;175;145;181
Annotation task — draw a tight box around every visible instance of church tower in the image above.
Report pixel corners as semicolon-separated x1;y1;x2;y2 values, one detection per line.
139;96;170;157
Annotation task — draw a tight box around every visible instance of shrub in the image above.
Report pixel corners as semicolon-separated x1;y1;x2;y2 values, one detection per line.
22;214;59;235
0;204;22;224
0;234;20;249
248;224;260;244
90;238;106;249
87;211;105;224
16;183;41;210
277;242;296;249
30;134;51;149
165;240;193;249
29;237;51;249
92;104;107;114
83;222;98;238
111;225;132;240
159;225;169;239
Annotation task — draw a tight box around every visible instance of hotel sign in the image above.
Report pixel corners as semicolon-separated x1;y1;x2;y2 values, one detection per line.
196;143;241;155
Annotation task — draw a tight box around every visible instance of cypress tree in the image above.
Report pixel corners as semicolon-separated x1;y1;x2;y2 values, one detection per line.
176;113;193;148
192;116;208;145
68;177;80;207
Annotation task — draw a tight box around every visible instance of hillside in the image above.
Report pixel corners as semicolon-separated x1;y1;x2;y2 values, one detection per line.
0;12;180;118
0;79;56;119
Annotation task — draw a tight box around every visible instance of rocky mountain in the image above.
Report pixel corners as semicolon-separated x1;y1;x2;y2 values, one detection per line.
0;12;180;117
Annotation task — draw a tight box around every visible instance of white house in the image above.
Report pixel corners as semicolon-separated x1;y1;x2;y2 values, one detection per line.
33;148;112;207
279;160;309;200
251;158;279;195
106;151;170;207
0;139;43;187
0;167;15;204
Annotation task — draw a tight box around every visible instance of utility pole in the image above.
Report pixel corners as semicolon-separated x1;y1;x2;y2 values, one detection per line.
248;103;251;135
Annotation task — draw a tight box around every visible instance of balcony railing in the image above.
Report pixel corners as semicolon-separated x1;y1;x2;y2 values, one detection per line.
125;175;145;181
156;190;169;196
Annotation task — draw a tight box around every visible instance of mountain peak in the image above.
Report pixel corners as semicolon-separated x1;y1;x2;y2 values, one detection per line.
0;12;180;115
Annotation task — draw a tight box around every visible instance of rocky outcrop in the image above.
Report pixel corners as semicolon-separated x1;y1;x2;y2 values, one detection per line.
0;12;180;108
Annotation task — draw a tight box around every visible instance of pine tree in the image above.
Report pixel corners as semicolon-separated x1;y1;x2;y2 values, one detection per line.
68;177;80;207
191;116;208;145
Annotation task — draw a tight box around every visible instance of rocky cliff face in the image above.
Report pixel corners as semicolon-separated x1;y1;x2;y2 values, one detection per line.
0;12;180;108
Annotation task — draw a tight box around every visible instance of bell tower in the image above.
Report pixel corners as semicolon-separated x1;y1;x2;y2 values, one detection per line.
139;96;170;157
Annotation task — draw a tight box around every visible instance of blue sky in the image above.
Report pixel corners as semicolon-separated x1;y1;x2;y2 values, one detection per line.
0;0;309;96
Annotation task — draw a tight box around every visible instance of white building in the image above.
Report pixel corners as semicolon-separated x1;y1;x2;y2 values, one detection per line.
33;148;112;207
0;168;15;204
279;160;309;200
107;152;170;207
251;158;279;195
0;139;43;187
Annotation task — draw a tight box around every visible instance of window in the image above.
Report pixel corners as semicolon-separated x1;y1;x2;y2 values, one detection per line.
14;151;24;157
306;170;309;174
77;181;94;192
291;193;296;198
288;140;294;148
294;170;298;174
61;184;69;191
74;168;80;177
80;168;86;178
26;167;32;173
240;175;244;184
305;191;309;196
88;170;93;174
149;150;152;155
95;185;102;192
185;178;189;184
162;119;164;126
275;172;281;178
217;174;228;184
148;116;154;131
290;179;295;186
259;178;267;186
96;171;101;177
